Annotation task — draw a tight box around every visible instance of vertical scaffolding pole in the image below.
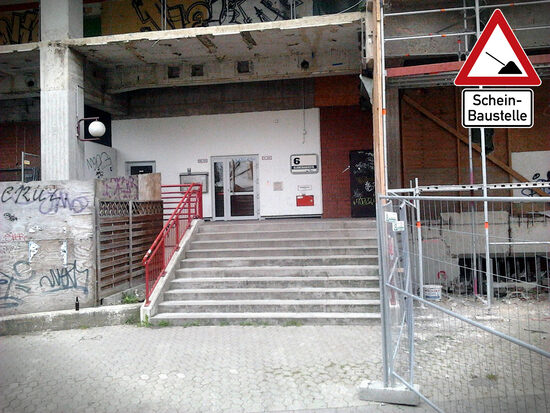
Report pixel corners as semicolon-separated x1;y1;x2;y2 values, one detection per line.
374;0;390;388
414;178;424;299
373;0;387;197
377;198;392;387
468;129;480;298
474;0;492;306
380;4;389;191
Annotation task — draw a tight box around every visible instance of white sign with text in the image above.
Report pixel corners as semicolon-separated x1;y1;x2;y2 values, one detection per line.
462;89;533;128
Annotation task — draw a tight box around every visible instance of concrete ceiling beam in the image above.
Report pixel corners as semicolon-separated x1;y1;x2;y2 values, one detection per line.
104;49;359;94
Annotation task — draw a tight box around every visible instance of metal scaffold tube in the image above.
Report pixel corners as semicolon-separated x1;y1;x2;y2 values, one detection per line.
385;31;476;42
385;0;550;17
472;0;493;307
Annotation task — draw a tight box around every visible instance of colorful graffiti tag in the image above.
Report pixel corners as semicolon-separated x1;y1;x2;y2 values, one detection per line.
103;0;304;34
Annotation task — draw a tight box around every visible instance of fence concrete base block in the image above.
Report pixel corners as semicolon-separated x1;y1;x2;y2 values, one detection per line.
0;304;141;336
358;380;421;406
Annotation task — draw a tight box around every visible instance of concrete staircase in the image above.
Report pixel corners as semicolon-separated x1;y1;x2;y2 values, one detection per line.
151;219;381;325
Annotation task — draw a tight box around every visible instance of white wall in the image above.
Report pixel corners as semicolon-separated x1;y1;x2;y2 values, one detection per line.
112;109;322;218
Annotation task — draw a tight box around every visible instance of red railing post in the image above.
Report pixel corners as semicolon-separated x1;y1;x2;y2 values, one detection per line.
198;184;203;218
175;213;180;244
145;260;150;305
160;237;165;274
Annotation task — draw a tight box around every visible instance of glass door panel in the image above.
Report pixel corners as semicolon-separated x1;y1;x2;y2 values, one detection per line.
229;158;255;218
212;156;258;220
230;159;254;192
213;161;225;218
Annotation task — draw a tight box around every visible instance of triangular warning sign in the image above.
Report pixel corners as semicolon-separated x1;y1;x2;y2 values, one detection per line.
454;9;541;86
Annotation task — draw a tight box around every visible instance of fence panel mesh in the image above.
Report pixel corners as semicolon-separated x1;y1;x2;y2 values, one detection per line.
377;189;550;413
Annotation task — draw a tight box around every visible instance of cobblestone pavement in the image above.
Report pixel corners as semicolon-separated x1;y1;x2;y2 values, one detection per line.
0;325;431;413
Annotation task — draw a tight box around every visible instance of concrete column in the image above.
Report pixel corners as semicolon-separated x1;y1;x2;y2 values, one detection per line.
386;87;402;189
40;0;85;180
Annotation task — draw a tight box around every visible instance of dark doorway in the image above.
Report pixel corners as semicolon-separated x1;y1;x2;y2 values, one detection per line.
349;150;375;218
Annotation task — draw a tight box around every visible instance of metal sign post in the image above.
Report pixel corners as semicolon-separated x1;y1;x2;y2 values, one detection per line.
455;4;542;307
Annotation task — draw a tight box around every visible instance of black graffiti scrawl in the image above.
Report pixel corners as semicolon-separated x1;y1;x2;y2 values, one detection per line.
0;261;34;309
521;171;550;197
39;261;89;295
0;261;90;309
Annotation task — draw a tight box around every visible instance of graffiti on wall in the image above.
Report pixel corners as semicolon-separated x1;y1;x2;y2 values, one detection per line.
99;176;139;200
0;261;33;309
84;142;117;180
2;232;25;242
39;260;90;295
103;0;304;34
521;171;550;197
86;151;113;179
3;213;18;222
511;151;550;198
0;9;39;45
0;181;95;315
1;184;90;215
0;260;89;309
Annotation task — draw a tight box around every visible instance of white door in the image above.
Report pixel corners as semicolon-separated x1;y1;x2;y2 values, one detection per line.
212;155;259;220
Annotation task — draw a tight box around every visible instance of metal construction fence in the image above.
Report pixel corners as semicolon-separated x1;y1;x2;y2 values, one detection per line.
376;182;550;413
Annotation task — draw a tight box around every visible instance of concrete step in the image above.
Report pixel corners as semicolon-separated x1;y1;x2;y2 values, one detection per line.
175;265;379;278
191;237;378;249
163;287;381;301
194;228;377;241
150;218;381;326
180;255;379;268
176;265;378;279
150;312;381;326
170;276;379;289
199;219;376;233
185;246;377;259
157;299;381;313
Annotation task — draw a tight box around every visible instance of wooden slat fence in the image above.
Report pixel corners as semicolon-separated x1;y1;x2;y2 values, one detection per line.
96;200;163;302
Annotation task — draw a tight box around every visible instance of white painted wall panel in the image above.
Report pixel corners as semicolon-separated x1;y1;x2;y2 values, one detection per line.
112;109;322;218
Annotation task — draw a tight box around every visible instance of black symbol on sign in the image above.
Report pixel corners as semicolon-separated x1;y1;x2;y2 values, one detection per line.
486;52;522;75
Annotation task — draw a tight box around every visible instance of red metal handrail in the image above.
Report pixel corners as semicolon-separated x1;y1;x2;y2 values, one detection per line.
143;183;203;305
161;184;202;220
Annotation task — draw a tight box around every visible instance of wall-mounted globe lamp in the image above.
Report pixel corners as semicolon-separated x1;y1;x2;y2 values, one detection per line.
76;117;106;141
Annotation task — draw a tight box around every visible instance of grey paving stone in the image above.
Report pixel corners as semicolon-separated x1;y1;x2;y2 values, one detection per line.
1;324;547;413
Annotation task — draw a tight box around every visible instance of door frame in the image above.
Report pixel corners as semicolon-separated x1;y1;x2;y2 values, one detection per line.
211;155;260;221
